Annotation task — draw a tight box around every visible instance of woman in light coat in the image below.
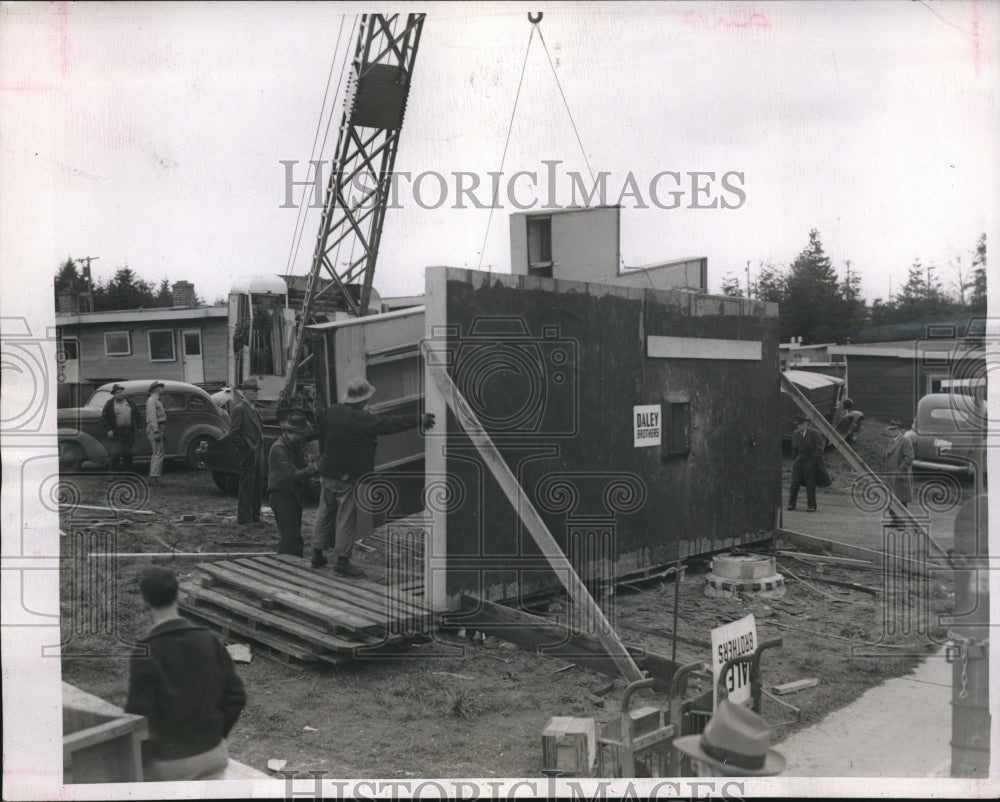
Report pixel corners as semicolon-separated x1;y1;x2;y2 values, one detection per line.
884;419;914;510
147;381;167;485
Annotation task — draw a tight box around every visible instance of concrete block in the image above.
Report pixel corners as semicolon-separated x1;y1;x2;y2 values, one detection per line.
542;716;596;775
710;553;776;581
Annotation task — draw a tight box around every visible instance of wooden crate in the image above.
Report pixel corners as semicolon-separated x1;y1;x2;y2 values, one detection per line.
541;716;595;776
63;683;147;784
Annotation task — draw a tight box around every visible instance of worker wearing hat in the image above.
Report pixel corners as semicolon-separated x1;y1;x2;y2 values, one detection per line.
227;379;264;525
835;397;865;445
787;413;823;512
100;383;141;471
310;377;435;576
673;700;786;776
146;381;167;486
267;410;317;557
884;419;914;525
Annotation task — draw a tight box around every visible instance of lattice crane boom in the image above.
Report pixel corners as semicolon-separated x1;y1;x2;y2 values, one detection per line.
281;13;425;405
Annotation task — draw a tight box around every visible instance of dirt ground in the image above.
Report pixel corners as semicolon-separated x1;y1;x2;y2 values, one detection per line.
59;418;963;778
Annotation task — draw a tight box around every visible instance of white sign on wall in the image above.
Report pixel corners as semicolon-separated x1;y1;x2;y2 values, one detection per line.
633;404;661;448
711;613;758;709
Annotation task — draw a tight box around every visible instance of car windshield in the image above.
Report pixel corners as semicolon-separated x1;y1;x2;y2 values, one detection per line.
87;390;113;408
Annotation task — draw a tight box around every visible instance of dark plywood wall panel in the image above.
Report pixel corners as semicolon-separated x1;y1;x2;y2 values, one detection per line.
434;269;781;602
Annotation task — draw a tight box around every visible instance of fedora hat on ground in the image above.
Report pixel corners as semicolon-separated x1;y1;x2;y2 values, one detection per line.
281;410;311;433
342;377;376;404
673;700;786;776
239;378;260;391
148;381;165;393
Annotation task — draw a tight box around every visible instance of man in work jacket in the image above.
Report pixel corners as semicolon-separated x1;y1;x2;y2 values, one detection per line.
267;410;316;557
101;383;141;471
227;378;264;525
310;377;435;577
884;419;915;524
125;566;246;781
787;413;823;512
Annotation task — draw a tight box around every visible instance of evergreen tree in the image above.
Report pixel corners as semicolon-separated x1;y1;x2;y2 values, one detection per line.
839;260;867;339
155;278;173;307
754;262;786;304
969;233;987;313
720;272;744;297
781;230;844;344
92;266;157;311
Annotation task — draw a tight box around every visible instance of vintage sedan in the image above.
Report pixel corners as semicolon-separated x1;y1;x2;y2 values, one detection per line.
911;392;987;478
58;380;230;472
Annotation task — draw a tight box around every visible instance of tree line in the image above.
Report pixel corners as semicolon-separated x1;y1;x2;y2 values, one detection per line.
54;258;212;312
721;231;987;344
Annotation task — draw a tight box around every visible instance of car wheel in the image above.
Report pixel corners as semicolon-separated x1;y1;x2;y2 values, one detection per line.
212;470;239;496
59;441;85;473
187;434;217;469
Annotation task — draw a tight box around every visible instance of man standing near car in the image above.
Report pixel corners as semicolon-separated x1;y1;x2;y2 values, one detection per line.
146;381;167;486
101;384;141;471
267;410;316;557
885;419;914;524
228;378;264;525
125;566;246;781
310;377;434;576
788;413;823;512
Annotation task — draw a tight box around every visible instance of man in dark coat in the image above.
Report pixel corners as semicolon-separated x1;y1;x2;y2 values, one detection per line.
267;410;316;557
788;413;824;512
227;378;264;525
835;397;865;445
101;384;141;470
125;567;246;781
310;377;434;576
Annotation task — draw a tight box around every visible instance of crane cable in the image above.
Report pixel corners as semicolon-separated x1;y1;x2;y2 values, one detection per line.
284;15;358;277
476;22;536;271
477;14;598;271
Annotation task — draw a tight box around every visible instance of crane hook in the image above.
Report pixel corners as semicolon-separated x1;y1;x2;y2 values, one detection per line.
528;12;543;24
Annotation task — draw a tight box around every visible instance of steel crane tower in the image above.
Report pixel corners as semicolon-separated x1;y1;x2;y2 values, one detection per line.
280;13;425;406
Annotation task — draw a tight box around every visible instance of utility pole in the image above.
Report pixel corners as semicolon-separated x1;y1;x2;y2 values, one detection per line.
746;260;751;297
74;256;99;312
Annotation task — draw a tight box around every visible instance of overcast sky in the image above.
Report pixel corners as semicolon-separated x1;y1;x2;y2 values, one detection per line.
2;1;998;310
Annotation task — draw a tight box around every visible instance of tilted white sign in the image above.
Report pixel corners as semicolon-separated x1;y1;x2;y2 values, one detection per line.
711;613;758;709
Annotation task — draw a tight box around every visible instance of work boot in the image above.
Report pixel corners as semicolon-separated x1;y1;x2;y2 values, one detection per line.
334;558;364;578
310;549;327;569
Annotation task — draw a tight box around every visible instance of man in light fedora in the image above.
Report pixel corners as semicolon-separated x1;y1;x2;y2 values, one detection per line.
673;700;786;776
146;381;167;486
884;418;914;526
227;378;264;525
267;410;316;557
310;377;435;576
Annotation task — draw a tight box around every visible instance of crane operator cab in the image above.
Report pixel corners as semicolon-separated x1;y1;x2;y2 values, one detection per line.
228;275;291;412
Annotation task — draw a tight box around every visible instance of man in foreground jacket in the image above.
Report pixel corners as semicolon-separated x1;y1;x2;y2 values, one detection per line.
125;566;246;781
310;377;435;576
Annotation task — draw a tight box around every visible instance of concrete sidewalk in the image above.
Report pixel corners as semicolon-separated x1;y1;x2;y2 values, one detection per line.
775;650;953;777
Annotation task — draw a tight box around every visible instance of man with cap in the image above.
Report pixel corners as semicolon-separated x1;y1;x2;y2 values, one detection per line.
835;397;865;445
125;566;246;781
673;700;785;776
267;410;316;557
310;376;435;576
885;419;914;524
787;413;823;512
101;384;141;471
227;379;264;525
146;381;167;485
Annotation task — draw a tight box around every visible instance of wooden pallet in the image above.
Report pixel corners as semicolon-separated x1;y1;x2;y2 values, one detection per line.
178;554;436;665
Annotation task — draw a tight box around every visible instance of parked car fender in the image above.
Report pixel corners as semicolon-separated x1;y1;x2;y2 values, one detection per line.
58;428;108;465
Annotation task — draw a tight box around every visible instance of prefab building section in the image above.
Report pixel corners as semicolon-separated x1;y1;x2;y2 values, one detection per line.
424;267;781;610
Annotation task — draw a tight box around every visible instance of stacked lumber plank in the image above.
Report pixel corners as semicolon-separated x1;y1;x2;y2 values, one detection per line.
178;554;435;665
